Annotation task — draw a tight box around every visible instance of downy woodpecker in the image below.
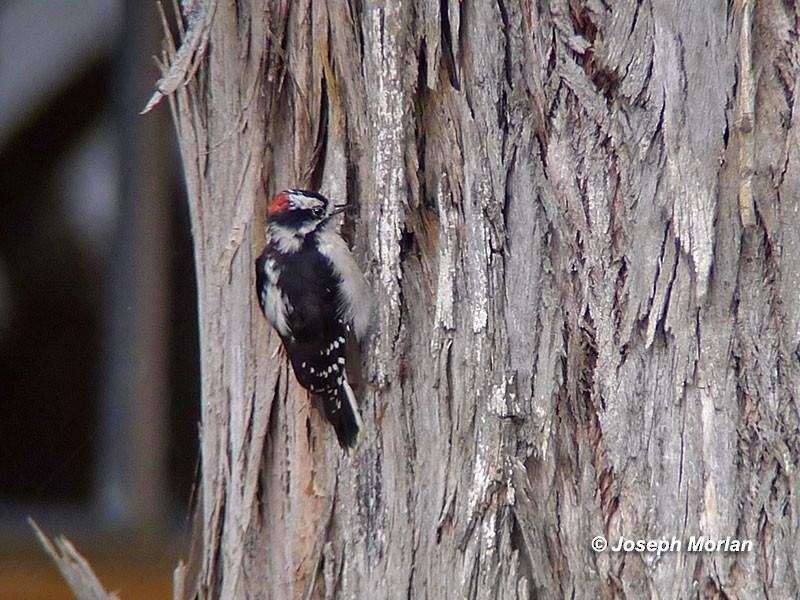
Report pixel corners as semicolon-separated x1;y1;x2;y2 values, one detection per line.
255;189;371;451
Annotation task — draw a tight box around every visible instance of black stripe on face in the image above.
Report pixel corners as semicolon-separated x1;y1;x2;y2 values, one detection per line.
268;207;320;230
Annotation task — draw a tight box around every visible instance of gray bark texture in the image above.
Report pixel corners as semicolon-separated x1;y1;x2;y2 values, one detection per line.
156;0;800;598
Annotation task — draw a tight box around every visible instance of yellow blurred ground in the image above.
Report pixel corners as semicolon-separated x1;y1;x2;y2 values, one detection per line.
0;537;179;600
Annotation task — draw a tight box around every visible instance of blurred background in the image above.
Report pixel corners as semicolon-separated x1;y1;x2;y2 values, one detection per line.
0;1;199;598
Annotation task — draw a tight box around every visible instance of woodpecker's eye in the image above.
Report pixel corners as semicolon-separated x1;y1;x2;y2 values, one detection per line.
311;205;325;217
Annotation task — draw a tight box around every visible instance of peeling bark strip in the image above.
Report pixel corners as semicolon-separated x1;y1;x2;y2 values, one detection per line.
735;0;756;228
31;520;120;600
159;0;800;598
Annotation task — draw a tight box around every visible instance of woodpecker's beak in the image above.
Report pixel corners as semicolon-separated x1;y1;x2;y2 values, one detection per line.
322;204;351;224
330;204;352;216
318;204;351;230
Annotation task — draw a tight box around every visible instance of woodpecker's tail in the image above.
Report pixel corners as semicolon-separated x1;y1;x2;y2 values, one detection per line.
318;378;364;452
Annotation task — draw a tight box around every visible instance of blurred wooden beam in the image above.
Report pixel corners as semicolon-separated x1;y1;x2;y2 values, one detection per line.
95;0;171;532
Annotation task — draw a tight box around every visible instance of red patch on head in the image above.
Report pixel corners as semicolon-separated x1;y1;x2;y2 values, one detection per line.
268;191;291;216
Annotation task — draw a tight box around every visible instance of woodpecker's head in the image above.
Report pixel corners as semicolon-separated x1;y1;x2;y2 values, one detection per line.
266;189;344;252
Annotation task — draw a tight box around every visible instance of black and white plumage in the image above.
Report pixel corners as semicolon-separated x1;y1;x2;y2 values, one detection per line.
255;189;371;451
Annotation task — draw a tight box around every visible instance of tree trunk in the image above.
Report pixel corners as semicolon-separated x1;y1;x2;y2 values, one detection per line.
158;0;800;597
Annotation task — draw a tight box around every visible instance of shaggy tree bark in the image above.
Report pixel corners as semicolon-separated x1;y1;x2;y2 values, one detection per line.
153;0;800;598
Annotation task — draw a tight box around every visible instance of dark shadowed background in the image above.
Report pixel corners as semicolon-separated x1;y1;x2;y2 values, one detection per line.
0;1;199;597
